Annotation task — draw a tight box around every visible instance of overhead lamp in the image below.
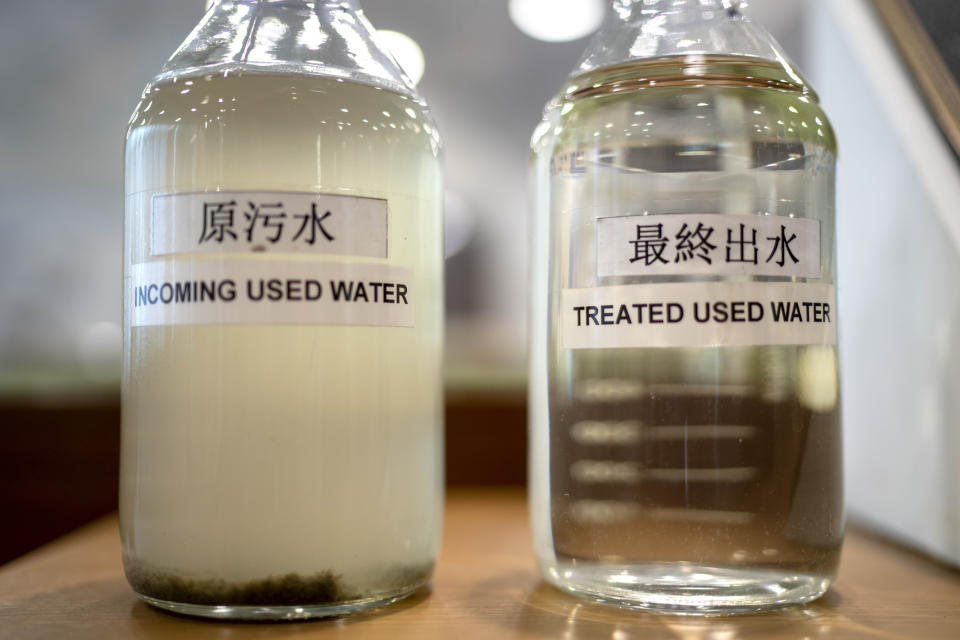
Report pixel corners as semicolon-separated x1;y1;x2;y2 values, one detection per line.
509;0;605;43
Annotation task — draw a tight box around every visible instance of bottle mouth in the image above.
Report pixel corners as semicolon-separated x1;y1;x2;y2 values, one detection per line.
208;0;359;5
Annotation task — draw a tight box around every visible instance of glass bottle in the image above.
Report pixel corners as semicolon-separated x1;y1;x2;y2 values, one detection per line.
529;0;841;613
121;0;443;620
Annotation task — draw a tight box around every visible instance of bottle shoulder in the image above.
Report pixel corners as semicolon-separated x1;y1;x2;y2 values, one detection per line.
126;70;441;156
157;1;417;100
532;56;836;158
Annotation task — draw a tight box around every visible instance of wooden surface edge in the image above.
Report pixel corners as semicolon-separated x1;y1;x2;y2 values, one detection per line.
1;489;959;640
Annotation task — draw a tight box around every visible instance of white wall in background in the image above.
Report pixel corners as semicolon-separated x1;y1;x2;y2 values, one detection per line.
809;0;960;565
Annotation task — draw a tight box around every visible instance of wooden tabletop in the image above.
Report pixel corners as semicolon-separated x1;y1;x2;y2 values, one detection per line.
1;488;958;639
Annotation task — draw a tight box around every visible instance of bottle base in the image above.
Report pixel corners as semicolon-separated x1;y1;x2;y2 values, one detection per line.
137;587;419;621
542;562;833;615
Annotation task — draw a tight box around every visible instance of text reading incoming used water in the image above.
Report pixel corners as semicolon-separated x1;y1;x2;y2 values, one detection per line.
562;282;836;349
128;260;413;327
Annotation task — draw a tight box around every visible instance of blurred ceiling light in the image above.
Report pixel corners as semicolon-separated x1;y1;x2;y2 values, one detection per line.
377;30;426;85
509;0;604;43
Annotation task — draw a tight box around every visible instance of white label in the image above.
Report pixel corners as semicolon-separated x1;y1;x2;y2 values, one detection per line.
597;214;821;278
562;282;836;349
151;191;388;258
128;260;413;328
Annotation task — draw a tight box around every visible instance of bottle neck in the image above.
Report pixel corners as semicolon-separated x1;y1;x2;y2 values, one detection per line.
574;0;796;81
206;0;362;7
161;0;415;97
608;0;736;22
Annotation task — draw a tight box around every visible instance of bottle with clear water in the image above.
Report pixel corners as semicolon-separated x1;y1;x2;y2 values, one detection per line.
529;0;841;613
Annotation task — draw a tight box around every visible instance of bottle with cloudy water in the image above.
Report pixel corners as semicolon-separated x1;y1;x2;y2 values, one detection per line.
122;0;443;620
529;0;842;613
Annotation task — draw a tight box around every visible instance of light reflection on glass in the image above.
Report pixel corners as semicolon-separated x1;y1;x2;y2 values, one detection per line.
296;12;329;50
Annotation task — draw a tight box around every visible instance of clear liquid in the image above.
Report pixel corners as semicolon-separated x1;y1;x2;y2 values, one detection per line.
121;71;443;618
529;57;842;613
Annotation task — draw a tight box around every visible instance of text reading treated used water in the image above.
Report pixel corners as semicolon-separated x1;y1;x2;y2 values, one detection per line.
562;282;836;349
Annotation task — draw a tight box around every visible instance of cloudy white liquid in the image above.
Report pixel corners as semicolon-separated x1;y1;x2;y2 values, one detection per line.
121;71;443;601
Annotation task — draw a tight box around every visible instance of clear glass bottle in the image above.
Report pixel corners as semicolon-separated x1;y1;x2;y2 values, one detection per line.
529;0;842;613
121;0;443;620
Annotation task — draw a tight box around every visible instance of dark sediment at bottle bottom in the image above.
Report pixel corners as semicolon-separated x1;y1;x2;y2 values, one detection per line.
124;561;433;607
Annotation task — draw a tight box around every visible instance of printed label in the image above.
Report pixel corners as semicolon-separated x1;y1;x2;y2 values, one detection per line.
151;191;388;258
128;260;413;328
562;282;836;349
597;214;821;279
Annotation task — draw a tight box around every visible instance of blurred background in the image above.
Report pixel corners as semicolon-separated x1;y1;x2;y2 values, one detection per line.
1;0;958;569
0;0;808;388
